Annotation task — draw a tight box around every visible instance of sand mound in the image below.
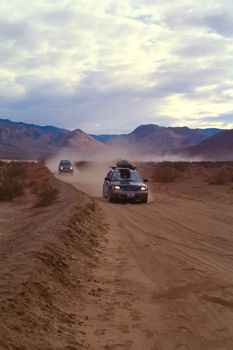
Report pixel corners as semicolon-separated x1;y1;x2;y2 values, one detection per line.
0;176;106;350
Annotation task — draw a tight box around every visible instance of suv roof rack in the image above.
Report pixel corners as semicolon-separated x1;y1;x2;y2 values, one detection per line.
110;161;137;170
116;160;136;169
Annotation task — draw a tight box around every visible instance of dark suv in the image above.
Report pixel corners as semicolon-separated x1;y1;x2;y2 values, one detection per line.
103;160;148;203
58;160;73;174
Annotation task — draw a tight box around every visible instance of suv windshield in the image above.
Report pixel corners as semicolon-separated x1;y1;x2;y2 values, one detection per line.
112;171;142;182
60;161;71;166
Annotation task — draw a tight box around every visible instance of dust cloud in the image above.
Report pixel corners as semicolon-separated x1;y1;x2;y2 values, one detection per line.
47;149;115;198
46;146;200;200
69;162;109;198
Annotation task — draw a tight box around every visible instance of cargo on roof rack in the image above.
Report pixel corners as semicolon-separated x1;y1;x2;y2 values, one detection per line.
116;160;135;169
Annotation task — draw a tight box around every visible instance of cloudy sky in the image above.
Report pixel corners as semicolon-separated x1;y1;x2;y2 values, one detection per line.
0;0;233;133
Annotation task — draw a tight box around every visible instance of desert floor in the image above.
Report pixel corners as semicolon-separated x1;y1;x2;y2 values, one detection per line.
59;162;233;350
1;161;233;350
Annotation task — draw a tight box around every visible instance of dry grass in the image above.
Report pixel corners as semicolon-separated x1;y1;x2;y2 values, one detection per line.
153;162;180;183
0;177;25;200
0;161;59;206
137;161;233;187
0;162;28;200
173;161;189;172
198;161;233;169
207;168;232;185
33;181;59;207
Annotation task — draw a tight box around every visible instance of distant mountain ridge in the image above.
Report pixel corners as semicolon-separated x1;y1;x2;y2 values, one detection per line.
52;129;105;151
176;129;233;160
0;118;67;135
91;134;122;143
0;118;230;160
0;119;105;159
107;124;224;154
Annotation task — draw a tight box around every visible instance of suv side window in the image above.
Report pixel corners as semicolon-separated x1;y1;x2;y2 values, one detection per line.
106;171;112;179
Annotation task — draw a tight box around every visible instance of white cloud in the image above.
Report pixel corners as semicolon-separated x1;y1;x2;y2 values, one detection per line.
0;0;233;132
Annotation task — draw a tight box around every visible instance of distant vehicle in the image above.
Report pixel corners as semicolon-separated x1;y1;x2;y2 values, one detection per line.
103;160;148;203
58;160;73;174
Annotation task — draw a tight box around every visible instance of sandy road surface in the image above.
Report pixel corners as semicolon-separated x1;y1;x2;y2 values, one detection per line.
58;167;233;350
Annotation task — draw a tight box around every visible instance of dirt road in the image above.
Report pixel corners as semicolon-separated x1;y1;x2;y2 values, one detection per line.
60;166;233;350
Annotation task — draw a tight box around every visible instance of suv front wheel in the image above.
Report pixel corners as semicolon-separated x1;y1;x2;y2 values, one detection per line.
107;189;114;203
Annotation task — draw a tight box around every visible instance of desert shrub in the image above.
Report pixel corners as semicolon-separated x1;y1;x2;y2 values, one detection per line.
27;166;51;187
0;161;59;204
0;162;58;203
34;181;59;207
0;160;5;167
208;169;231;185
0;177;25;200
199;161;233;169
198;161;216;169
173;161;189;172
154;162;179;183
6;161;28;179
37;158;46;165
0;162;28;201
29;180;40;194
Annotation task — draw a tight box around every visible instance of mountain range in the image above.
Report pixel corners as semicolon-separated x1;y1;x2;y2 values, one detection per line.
177;129;233;160
0;118;232;160
98;124;223;154
0;119;104;159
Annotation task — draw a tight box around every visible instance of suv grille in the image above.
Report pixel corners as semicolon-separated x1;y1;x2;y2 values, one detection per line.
122;185;140;191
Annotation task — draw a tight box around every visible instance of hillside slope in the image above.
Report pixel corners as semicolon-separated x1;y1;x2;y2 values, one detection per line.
177;129;233;160
108;124;223;154
0;119;105;159
54;129;106;152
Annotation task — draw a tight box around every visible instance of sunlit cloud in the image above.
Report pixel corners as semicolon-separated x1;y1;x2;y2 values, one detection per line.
0;0;233;132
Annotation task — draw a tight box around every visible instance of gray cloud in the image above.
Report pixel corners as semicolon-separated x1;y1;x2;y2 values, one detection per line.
0;0;233;132
164;5;233;38
207;113;233;124
204;13;233;38
0;69;176;133
173;37;226;57
187;112;233;128
148;63;228;100
0;19;31;41
0;18;38;51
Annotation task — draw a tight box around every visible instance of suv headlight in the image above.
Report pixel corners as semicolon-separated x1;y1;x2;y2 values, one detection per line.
112;185;121;190
140;186;147;191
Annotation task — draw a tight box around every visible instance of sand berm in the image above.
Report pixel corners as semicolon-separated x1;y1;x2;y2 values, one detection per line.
0;175;107;350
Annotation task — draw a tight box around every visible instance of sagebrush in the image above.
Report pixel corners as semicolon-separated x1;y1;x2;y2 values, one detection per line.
153;162;179;183
0;162;59;206
34;181;59;207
